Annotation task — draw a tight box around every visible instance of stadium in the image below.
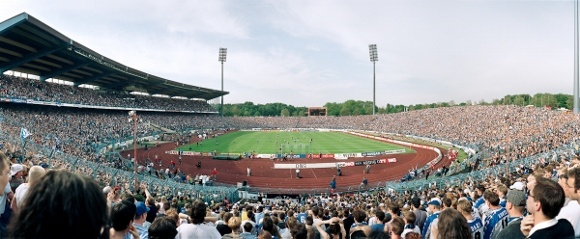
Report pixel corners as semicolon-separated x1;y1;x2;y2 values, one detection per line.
1;12;580;239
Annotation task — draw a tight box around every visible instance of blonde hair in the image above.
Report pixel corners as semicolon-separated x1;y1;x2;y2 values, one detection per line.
228;216;242;231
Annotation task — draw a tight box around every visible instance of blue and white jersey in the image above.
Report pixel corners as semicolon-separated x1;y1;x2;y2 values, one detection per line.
499;198;506;208
467;217;484;239
483;207;508;239
422;211;440;239
297;212;308;224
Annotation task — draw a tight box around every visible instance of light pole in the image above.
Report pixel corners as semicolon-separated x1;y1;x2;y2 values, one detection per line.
575;0;580;114
128;110;140;189
219;48;227;116
369;44;378;115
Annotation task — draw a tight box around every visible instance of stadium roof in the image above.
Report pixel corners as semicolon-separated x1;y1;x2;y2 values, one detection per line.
0;12;228;100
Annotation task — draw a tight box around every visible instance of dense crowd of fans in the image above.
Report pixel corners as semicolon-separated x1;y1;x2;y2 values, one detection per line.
1;75;580;238
0;74;215;112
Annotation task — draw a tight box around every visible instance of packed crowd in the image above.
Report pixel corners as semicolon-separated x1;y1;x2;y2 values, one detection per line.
2;75;580;238
0;140;579;239
0;74;215;112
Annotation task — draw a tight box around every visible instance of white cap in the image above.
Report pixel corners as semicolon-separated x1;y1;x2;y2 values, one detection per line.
510;182;525;191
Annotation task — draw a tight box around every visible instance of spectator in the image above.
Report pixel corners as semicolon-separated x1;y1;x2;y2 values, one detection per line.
555;167;580;237
290;223;307;239
110;200;139;239
176;200;221;238
8;170;109;239
520;177;574;238
133;201;151;239
422;198;442;239
482;190;508;239
223;216;243;239
411;197;427;232
241;222;257;239
148;216;178;239
401;210;421;238
456;198;483;239
11;165;44;212
350;209;371;239
435;208;471;239
495;189;526;239
315;217;345;239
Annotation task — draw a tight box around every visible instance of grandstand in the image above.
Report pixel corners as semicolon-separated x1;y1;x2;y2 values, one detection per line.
1;13;580;230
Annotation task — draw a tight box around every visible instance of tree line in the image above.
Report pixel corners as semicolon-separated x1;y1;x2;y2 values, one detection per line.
220;93;574;117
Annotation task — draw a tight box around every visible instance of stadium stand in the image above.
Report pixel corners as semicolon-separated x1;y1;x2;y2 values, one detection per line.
2;12;580;239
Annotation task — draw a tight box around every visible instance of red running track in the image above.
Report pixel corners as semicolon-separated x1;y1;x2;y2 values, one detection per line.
123;137;449;194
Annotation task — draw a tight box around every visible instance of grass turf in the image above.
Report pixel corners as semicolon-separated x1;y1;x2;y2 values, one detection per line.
177;131;414;155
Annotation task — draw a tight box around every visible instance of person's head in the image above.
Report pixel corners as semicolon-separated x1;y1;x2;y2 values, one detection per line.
390;217;405;236
527;177;566;219
243;222;254;233
404;232;421;239
135;201;150;221
227;216;241;231
427;198;441;212
305;216;313;226
456;198;473;216
565;167;579;200
353;209;366;223
259;231;272;239
111;200;137;231
8;170;108;239
496;185;508;198
437;208;471;239
402;210;415;225
367;231;389;239
148;217;178;239
189;200;207;224
411;197;421;209
388;203;400;216
375;210;386;223
483;190;500;207
505;190;526;215
0;152;10;195
27;166;45;186
290;223;308;239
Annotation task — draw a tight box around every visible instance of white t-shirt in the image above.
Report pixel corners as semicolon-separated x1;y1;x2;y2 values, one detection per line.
556;199;580;238
13;182;30;209
176;223;221;239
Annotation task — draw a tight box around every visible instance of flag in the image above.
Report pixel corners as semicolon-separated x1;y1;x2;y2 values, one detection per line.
20;128;31;141
54;136;60;150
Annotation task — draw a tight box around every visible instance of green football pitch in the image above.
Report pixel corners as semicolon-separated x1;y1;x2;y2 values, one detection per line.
176;131;414;154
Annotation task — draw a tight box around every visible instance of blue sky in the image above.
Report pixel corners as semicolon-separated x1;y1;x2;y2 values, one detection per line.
0;0;574;107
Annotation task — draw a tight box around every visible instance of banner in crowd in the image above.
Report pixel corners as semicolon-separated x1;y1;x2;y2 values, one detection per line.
273;158;394;169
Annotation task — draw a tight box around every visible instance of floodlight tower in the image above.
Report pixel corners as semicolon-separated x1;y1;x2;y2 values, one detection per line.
575;0;579;114
219;48;227;117
369;44;378;115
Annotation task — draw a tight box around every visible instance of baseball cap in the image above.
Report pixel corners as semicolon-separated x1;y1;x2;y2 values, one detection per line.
510;182;525;191
10;164;24;177
427;198;441;206
102;186;112;194
506;190;526;207
135;201;150;217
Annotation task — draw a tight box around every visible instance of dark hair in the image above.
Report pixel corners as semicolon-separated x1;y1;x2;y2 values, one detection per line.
8;170;108;239
375;210;386;222
189;200;207;224
305;216;314;226
533;177;566;219
243;222;254;233
148;217;178;239
111;200;137;231
262;216;281;238
367;231;389;239
437;208;472;239
483;191;500;206
290;223;308;239
353;209;366;223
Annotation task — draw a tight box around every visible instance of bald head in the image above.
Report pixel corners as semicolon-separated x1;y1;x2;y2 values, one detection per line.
27;166;45;185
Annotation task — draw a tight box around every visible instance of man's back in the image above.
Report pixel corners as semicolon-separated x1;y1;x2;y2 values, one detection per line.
176;223;221;239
